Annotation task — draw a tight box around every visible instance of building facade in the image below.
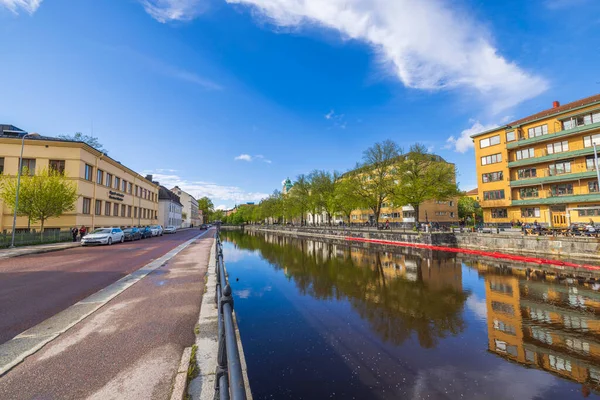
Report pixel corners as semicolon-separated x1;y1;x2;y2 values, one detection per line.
0;131;159;232
472;94;600;226
170;186;201;227
158;186;183;228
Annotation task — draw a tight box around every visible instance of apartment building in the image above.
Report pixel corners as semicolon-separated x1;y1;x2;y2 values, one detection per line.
472;94;600;226
0;129;159;232
158;185;183;228
170;186;202;227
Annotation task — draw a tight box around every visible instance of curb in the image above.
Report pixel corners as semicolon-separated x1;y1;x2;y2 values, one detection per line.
170;346;193;400
0;243;81;260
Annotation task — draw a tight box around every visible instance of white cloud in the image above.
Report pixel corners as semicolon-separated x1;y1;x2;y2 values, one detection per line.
465;293;487;320
146;171;270;205
139;0;209;23
225;0;548;113
325;110;335;120
324;109;347;129
0;0;42;14
234;154;272;163
446;119;498;153
215;204;228;210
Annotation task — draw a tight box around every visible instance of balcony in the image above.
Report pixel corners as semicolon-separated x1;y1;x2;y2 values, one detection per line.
511;192;600;206
508;147;597;168
506;121;600;150
510;169;598;187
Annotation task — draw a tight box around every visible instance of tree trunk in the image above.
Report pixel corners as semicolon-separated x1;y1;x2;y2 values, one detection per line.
40;218;45;234
414;204;420;224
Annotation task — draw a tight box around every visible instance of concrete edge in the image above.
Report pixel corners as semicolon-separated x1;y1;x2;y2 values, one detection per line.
170;346;193;400
188;235;252;400
0;229;212;377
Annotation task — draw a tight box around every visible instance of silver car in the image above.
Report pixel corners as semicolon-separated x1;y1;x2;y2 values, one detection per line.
164;226;177;234
149;225;163;237
81;227;124;246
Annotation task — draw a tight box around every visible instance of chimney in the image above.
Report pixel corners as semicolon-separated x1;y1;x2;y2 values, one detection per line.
553;101;560;108
145;174;153;181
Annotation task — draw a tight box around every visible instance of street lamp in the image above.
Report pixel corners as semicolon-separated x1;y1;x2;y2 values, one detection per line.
10;132;41;248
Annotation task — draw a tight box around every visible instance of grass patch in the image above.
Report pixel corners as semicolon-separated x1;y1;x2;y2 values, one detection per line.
194;324;200;335
187;344;199;381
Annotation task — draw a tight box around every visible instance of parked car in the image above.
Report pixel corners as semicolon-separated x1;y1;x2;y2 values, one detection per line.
164;226;177;234
150;225;163;237
201;224;208;230
123;227;141;241
139;226;153;239
81;227;124;246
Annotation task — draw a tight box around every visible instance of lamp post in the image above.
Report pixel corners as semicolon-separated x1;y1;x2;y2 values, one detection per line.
10;132;41;248
594;143;600;191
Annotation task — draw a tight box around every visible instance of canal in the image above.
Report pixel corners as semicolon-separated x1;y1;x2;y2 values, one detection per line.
221;230;600;399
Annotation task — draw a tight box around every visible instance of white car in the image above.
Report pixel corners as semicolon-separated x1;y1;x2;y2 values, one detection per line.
164;226;177;234
150;225;163;237
81;227;124;246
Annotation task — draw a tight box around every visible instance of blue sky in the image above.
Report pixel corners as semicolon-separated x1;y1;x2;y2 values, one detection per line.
1;0;599;209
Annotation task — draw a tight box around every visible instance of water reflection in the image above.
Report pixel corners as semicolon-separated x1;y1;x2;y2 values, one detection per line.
222;230;600;398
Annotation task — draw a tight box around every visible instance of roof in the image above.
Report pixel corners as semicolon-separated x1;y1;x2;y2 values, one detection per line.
158;186;183;206
471;93;600;139
465;188;478;196
0;124;26;135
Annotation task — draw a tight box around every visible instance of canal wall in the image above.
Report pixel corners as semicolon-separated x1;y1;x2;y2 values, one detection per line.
242;225;600;262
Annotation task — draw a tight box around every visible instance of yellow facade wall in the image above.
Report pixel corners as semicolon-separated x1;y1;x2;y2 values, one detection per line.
0;138;159;232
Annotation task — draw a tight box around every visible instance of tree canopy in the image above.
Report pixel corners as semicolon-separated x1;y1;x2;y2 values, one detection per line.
58;132;107;154
197;196;215;222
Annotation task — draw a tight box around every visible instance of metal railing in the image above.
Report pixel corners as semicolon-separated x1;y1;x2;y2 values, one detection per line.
214;233;248;400
0;229;73;249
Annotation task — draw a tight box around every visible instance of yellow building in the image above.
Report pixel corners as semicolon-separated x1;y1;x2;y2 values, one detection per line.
465;188;479;202
472;94;600;226
0;128;159;232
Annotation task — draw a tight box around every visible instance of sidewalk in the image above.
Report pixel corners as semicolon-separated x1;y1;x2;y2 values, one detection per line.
0;233;214;400
0;242;80;260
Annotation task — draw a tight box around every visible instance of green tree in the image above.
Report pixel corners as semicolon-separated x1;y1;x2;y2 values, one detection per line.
0;168;79;232
212;209;225;222
58;132;107;154
334;177;361;225
348;140;401;224
391;144;460;224
309;170;340;225
288;174;311;225
197;196;215;222
458;196;482;224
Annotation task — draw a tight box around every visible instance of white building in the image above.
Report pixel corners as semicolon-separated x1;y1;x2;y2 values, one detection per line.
158;186;183;228
170;186;201;228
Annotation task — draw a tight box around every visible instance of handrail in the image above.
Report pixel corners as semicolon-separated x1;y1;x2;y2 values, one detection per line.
214;232;248;400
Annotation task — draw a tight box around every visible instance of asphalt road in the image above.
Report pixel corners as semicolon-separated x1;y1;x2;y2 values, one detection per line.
0;228;206;345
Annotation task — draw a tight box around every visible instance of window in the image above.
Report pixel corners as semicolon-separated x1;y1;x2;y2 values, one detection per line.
97;169;104;184
482;171;504;183
587;156;598;171
506;131;516;142
113;203;119;216
82;198;91;214
521;207;541;218
584;134;600;148
520;187;539;199
531;326;553;345
527;124;548;138
549;161;571;176
480;135;501;148
0;157;4;174
493;319;516;335
450;212;455;218
518;168;537;179
403;211;415;218
549;355;572;373
481;153;502;165
105;201;111;216
546;141;569;154
449;201;454;206
49;160;65;175
143;209;147;219
491;301;514;315
564;111;600;130
491;208;508;218
516;148;535;160
435;211;447;216
121;204;126;217
122;180;127;192
551;184;573;196
578;204;600;217
483;190;505;200
115;177;121;190
589;181;599;193
128;182;133;194
128;205;132;217
95;200;102;215
494;340;518;357
22;159;36;175
135;185;139;197
106;173;112;188
490;282;513;295
134;207;138;218
84;163;93;181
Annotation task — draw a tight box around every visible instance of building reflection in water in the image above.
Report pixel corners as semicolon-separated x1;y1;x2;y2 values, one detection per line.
476;263;600;396
224;230;600;396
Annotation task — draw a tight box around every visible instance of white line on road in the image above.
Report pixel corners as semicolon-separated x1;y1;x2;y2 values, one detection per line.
0;229;214;377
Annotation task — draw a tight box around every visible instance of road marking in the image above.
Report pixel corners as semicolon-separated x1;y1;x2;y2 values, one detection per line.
0;229;213;376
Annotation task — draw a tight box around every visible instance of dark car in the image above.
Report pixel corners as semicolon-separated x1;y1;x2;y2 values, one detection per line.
123;227;141;241
140;226;153;239
201;224;208;230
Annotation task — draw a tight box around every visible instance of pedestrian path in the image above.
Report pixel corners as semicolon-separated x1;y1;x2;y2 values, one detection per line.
0;242;80;260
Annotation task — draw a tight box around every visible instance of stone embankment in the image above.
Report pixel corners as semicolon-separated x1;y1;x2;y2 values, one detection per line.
241;225;600;262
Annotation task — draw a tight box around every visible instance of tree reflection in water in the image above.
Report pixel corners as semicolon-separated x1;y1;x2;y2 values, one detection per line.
222;230;469;348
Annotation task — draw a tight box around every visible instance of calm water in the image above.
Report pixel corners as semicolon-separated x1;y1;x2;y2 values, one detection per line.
222;230;600;400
